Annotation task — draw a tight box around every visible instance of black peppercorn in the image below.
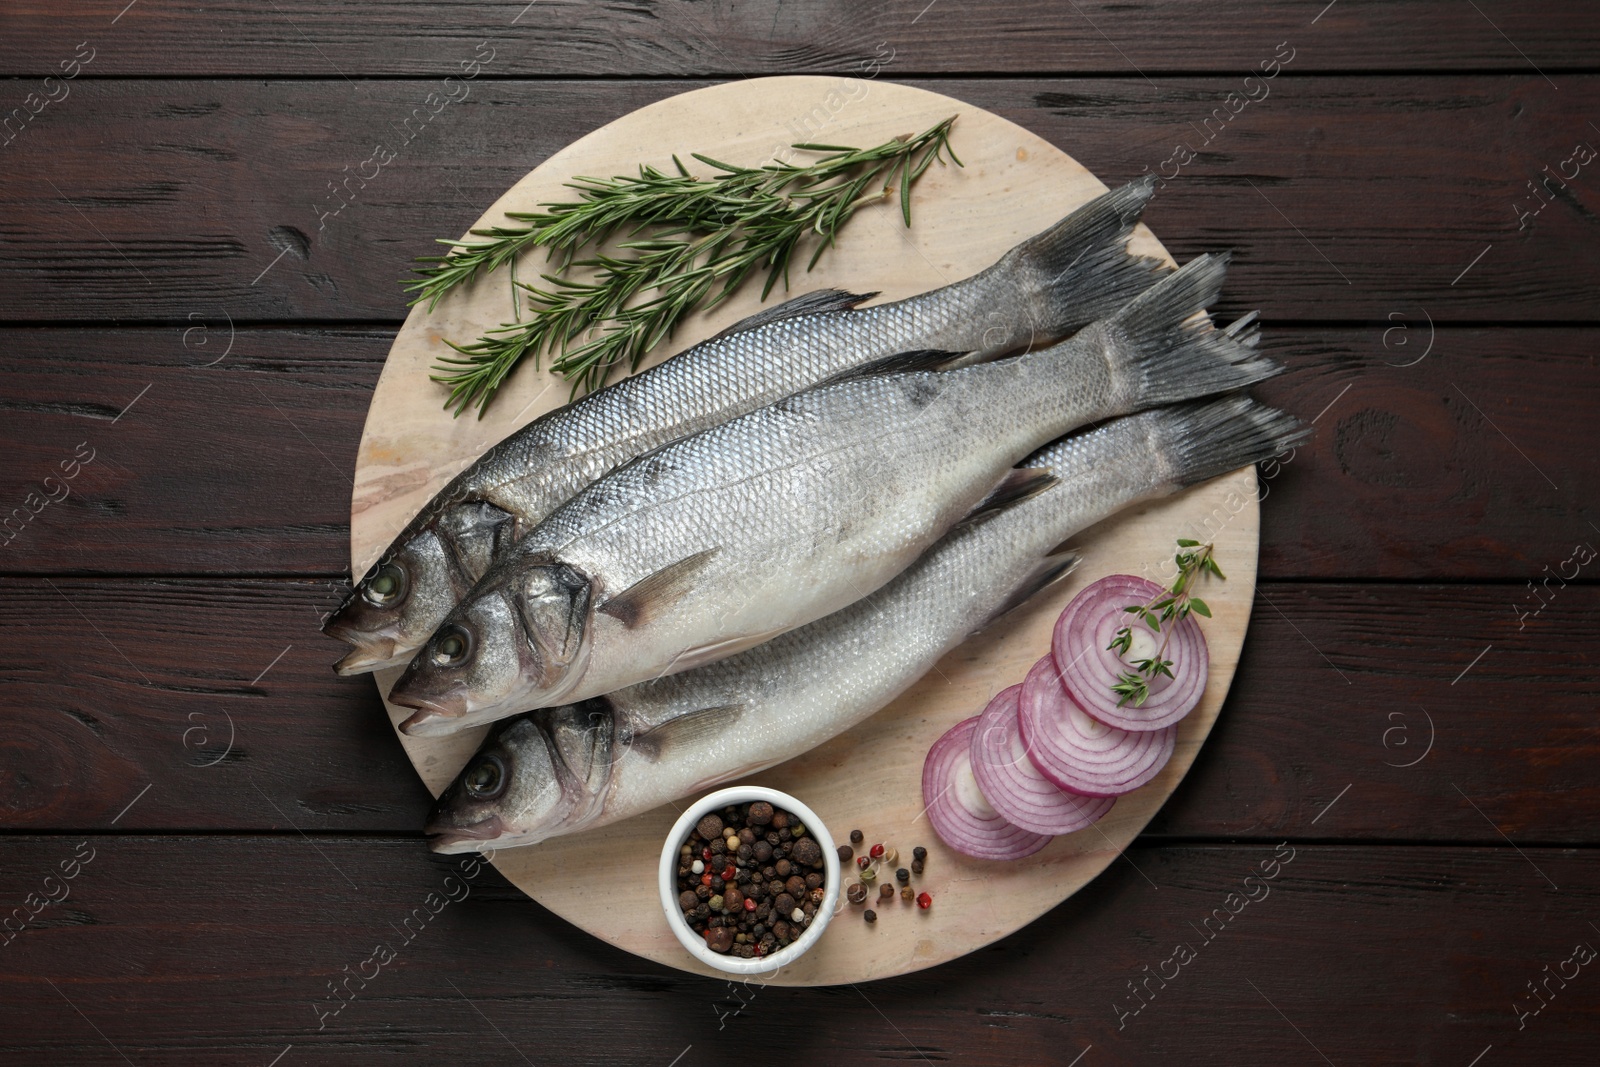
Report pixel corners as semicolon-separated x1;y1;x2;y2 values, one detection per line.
864;909;877;923
850;829;864;844
912;846;927;861
895;867;910;884
911;859;924;875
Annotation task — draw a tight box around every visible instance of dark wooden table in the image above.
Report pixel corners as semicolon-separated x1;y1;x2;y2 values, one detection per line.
3;2;1597;1063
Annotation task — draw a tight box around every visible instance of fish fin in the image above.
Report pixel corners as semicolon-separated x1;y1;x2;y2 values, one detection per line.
957;467;1059;529
664;628;790;674
597;548;719;629
995;177;1168;339
1144;394;1311;488
1091;252;1282;407
814;347;970;387
1221;309;1262;348
974;551;1082;633
629;703;745;762
710;289;877;340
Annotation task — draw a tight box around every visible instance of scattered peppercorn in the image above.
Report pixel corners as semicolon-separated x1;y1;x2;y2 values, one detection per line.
856;856;871;871
869;842;885;859
901;885;915;903
917;892;932;910
882;846;899;867
911;859;924;875
912;846;927;862
859;864;877;885
878;883;894;901
864;909;877;924
837;844;854;863
850;829;864;844
847;883;868;905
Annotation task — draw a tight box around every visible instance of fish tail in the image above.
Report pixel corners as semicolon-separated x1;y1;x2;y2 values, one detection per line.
1009;176;1168;334
1102;252;1282;408
1142;394;1311;489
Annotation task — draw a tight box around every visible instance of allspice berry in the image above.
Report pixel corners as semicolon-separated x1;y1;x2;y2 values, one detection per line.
878;883;894;901
747;801;774;826
696;813;724;839
847;883;868;905
679;890;699;911
837;843;854;863
790;837;822;868
705;927;735;953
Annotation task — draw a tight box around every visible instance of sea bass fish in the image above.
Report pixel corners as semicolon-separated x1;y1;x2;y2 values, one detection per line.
324;179;1164;675
425;394;1308;852
390;253;1279;735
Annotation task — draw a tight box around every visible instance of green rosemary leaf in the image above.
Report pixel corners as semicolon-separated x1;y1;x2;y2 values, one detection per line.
411;116;960;415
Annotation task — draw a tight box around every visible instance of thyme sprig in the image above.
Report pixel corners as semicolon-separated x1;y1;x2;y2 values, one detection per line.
408;117;961;415
1108;539;1225;707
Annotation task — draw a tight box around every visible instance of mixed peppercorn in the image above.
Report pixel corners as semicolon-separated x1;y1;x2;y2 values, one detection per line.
674;801;826;958
839;836;932;923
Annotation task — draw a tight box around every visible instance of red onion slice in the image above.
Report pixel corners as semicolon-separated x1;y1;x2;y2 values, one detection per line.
922;716;1052;861
1018;656;1176;797
1052;574;1208;732
971;685;1116;835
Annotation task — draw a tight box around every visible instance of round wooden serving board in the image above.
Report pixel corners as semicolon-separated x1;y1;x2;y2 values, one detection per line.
350;76;1259;986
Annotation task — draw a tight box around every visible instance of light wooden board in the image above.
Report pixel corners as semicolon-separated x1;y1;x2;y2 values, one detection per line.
350;76;1259;986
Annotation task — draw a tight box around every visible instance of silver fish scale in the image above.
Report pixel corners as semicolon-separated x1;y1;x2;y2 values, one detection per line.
451;285;1010;527
598;413;1176;823
519;351;1096;606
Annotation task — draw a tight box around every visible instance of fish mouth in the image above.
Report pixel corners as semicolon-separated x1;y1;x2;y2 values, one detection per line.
331;640;404;676
426;814;509;853
397;695;471;736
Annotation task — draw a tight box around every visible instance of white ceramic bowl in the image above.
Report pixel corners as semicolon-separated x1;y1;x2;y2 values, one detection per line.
658;785;841;976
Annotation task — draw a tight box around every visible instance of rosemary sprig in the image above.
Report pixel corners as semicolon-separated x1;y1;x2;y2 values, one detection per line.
409;117;961;416
1108;539;1225;707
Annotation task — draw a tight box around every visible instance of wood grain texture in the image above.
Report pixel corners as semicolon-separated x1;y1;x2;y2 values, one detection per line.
0;838;1594;1064
3;77;1598;322
3;1;1597;76
2;327;1592;580
4;579;1593;841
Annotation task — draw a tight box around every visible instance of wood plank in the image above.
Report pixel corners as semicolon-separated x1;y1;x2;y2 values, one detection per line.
2;77;1597;322
2;326;1591;580
0;326;384;575
0;839;1593;1061
4;1;1597;76
2;580;1594;840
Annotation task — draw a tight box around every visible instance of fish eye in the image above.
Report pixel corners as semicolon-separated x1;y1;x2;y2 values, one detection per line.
432;624;473;667
362;563;407;607
462;754;506;800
